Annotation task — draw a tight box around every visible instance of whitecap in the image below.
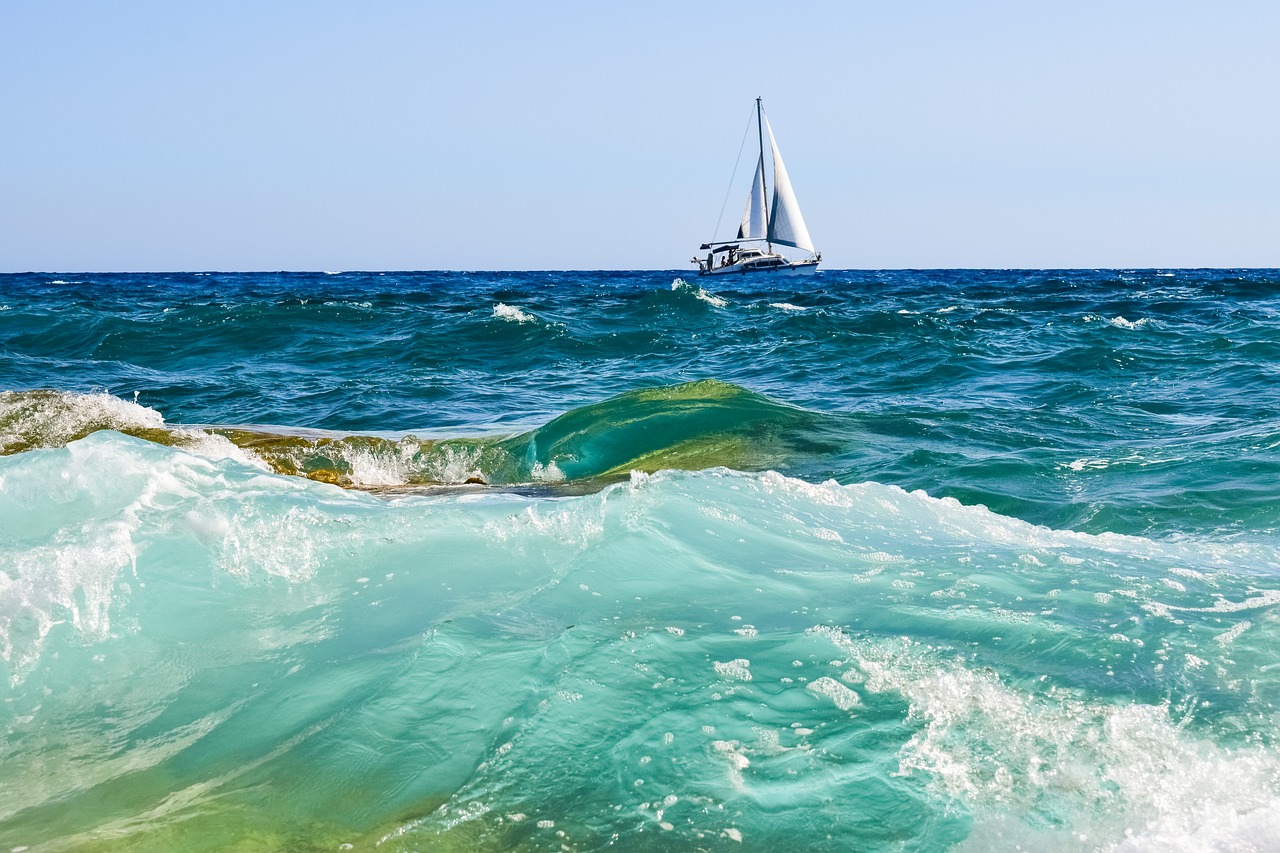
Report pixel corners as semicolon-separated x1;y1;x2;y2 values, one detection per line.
493;303;537;323
671;279;728;308
1109;316;1151;330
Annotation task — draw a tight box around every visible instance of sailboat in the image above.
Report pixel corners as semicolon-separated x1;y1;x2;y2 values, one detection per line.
692;98;820;276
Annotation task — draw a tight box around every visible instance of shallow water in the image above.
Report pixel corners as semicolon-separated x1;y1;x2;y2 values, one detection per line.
2;269;1279;850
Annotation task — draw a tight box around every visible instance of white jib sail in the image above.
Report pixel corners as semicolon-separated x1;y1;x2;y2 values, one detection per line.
737;154;767;240
765;119;815;253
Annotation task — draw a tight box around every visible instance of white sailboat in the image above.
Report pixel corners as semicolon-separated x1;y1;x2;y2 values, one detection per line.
692;98;820;276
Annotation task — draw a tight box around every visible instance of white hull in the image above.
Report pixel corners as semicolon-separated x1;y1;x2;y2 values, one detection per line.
699;259;819;277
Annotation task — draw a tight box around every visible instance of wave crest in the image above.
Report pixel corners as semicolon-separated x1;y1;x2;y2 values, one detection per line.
0;382;843;489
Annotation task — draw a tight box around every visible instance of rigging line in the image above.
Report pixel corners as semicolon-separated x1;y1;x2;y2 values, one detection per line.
710;105;758;241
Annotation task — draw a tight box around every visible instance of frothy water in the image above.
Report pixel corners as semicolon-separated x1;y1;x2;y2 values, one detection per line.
2;442;1277;850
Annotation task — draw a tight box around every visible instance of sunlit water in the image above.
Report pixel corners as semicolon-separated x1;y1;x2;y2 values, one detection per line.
2;269;1279;851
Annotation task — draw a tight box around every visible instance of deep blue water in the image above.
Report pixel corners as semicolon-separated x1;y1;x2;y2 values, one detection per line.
2;269;1279;851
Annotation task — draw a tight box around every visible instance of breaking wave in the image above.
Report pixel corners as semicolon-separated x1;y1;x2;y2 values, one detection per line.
2;442;1277;850
0;381;845;489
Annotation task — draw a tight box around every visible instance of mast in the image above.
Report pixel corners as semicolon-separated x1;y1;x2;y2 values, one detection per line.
756;97;771;253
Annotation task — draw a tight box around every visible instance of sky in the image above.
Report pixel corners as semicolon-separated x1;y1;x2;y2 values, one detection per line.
2;1;1277;271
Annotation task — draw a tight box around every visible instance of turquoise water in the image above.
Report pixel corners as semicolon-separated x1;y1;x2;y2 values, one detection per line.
2;269;1279;850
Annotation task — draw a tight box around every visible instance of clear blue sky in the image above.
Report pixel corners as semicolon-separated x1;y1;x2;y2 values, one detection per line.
2;1;1277;271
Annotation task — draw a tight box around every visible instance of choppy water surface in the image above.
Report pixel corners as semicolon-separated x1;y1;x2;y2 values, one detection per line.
2;269;1279;851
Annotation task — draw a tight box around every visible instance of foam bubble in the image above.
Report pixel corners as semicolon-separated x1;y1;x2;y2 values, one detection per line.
713;659;752;682
807;676;860;711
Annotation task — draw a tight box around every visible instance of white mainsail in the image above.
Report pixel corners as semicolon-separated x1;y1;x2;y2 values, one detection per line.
764;119;814;253
737;154;767;241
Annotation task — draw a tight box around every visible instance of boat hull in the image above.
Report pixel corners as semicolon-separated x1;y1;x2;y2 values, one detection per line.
698;260;819;277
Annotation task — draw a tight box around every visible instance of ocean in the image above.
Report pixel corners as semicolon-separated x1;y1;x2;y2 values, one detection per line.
2;268;1279;851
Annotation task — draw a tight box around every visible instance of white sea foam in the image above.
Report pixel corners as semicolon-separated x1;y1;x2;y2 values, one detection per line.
1082;313;1154;330
217;504;333;581
481;498;605;550
530;460;566;482
812;628;1280;852
1063;451;1184;473
1167;589;1280;613
493;303;536;323
0;426;380;687
1;389;166;445
769;302;807;312
1214;620;1251;645
1108;316;1152;330
0;431;273;684
713;659;752;682
0;518;137;685
807;675;860;711
670;279;728;308
342;447;411;487
422;443;487;485
181;431;267;470
0;390;267;472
